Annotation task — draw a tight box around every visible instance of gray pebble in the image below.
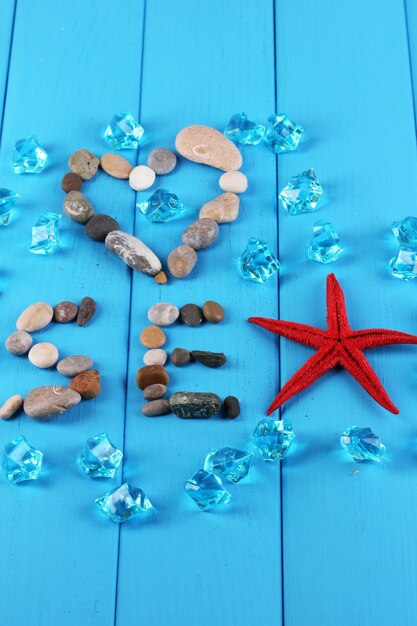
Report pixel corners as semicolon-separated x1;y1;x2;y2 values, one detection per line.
147;148;177;175
141;399;171;416
180;303;203;327
53;301;79;323
223;396;240;419
191;350;226;368
105;230;162;276
182;218;218;250
171;348;192;366
167;245;197;278
57;355;93;377
5;330;33;355
63;191;94;224
85;214;120;242
170;391;222;419
24;385;82;420
69;149;100;180
148;302;179;326
143;383;167;400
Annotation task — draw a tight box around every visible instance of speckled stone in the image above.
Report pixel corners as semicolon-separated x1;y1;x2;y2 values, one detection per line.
143;349;167;366
141;399;171;416
57;355;93;377
190;350;226;368
5;330;33;355
219;171;248;193
77;297;96;327
170;348;192;366
169;391;222;418
147;148;177;175
100;153;132;179
69;149;100;180
0;394;24;420
147;302;179;326
182;218;218;250
140;326;166;349
85;214;120;242
63;191;94;224
175;126;242;171
16;302;53;332
199;193;240;223
202;301;224;324
222;396;240;419
180;304;203;327
53;301;79;323
136;365;169;389
61;172;82;193
28;342;59;369
69;370;101;400
167;245;197;278
24;385;81;420
143;383;167;400
105;230;162;276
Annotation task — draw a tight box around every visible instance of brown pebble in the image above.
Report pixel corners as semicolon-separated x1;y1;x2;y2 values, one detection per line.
77;297;96;327
222;396;240;419
141;399;171;417
53;301;79;323
100;153;133;179
167;245;197;278
143;383;167;400
69;149;100;180
140;325;166;348
0;394;24;420
136;365;169;389
61;172;82;193
171;348;192;366
69;370;101;400
202;300;224;323
154;271;168;285
180;304;203;327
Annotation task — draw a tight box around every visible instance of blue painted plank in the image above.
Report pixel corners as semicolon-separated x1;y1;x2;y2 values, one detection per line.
0;0;15;139
115;1;282;624
406;0;417;131
275;1;417;624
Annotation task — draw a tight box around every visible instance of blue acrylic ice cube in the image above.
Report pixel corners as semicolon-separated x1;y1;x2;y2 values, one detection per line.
136;187;186;222
13;135;47;174
79;432;123;478
95;483;153;522
390;248;417;281
224;112;265;145
238;237;279;283
265;113;303;153
340;426;385;462
0;188;19;225
279;168;323;215
252;419;295;461
30;212;61;255
308;220;344;264
185;469;231;511
104;111;144;149
2;435;43;483
204;447;253;484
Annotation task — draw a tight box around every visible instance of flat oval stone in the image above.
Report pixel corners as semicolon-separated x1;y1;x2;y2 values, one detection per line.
69;149;100;180
199;192;240;223
0;394;24;420
63;191;94;224
100;153;132;179
129;165;156;191
77;297;96;326
53;301;78;323
202;300;224;323
168;245;197;278
24;385;81;420
180;304;203;326
148;148;177;175
190;350;226;368
136;365;169;389
61;172;82;192
57;355;93;377
105;230;162;276
169;391;222;418
223;395;240;419
16;302;53;332
175;125;242;171
182;218;218;250
140;326;166;349
85;214;120;242
147;302;179;326
219;171;248;193
69;370;101;400
170;348;192;366
143;383;167;400
141;399;171;416
143;349;167;366
28;342;59;369
5;330;33;355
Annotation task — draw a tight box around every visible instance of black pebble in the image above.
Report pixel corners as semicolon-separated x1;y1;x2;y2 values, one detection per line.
180;303;203;326
223;396;240;419
190;350;226;368
85;214;120;242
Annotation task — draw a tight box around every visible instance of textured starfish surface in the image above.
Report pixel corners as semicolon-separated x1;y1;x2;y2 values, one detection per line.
249;273;417;415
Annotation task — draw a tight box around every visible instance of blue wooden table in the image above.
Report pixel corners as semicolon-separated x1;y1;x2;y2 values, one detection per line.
1;1;417;624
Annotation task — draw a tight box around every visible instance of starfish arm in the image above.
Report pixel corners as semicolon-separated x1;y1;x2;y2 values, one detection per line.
267;344;339;415
326;273;351;337
339;344;399;414
349;328;417;350
248;317;327;349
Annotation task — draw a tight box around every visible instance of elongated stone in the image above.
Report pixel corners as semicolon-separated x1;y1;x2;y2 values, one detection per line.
16;302;53;332
147;302;179;326
199;193;239;223
190;350;226;368
170;392;222;419
0;394;23;419
182;218;218;250
143;383;167;400
24;385;81;420
105;230;162;276
141;399;171;416
175;125;242;171
57;355;93;377
77;297;96;326
63;191;94;224
100;153;132;179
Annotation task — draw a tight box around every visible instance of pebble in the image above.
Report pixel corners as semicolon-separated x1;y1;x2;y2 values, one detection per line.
100;153;132;179
182;218;218;250
219;171;248;193
202;300;224;323
168;245;197;278
154;271;168;285
77;297;97;327
169;391;222;419
129;165;156;191
69;370;101;400
199;192;240;223
16;302;53;332
170;348;192;366
63;190;95;224
136;365;169;389
85;214;120;242
180;304;203;327
223;395;240;419
24;385;81;420
105;230;162;276
175;125;242;171
57;355;93;377
28;343;59;369
147;148;177;175
143;349;167;366
148;302;179;326
143;383;167;400
190;350;226;368
141;399;171;417
0;394;24;420
53;301;79;323
140;326;166;349
5;330;33;355
61;172;82;193
69;149;100;180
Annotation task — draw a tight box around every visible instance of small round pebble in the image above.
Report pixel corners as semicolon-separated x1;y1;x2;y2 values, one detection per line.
85;214;120;242
170;348;192;366
129;165;156;191
100;153;132;179
148;302;179;326
63;191;94;224
154;271;168;285
180;304;203;327
57;355;93;377
141;399;171;417
147;148;177;175
223;395;240;419
182;218;218;250
69;149;100;180
28;342;59;369
5;330;33;355
219;171;248;193
143;349;167;366
69;370;101;400
16;302;53;332
0;394;24;420
140;325;166;349
136;365;169;389
53;301;79;323
202;300;224;323
168;245;197;278
61;172;82;193
77;297;96;327
143;383;167;400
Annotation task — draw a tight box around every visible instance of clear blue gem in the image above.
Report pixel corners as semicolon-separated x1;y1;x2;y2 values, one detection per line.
95;483;153;523
30;212;61;255
224;112;265;145
185;469;232;511
279;168;323;215
2;435;43;483
204;447;253;484
308;220;344;264
252;419;295;461
340;426;385;462
104;111;144;149
265;113;304;153
136;187;186;222
13;135;48;174
390;248;417;281
0;188;19;225
391;216;417;249
238;237;279;283
79;432;123;478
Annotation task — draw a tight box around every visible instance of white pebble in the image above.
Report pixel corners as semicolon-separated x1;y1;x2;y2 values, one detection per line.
143;349;168;366
219;171;248;194
129;165;156;191
28;342;59;369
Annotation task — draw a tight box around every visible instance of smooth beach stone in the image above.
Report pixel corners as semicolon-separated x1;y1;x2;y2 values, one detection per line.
5;330;33;355
199;193;240;223
105;230;162;276
61;172;82;192
129;165;156;191
63;191;94;224
16;302;53;332
169;391;222;419
0;394;24;420
24;385;82;420
57;355;93;377
170;348;192;366
85;214;120;242
143;349;167;366
202;300;224;323
182;218;218;250
180;304;203;327
143;383;167;400
28;342;59;369
191;350;227;368
53;301;78;323
167;245;197;278
69;149;100;180
223;396;240;419
147;148;177;175
100;153;132;179
136;365;169;389
69;370;101;400
77;297;97;326
147;302;179;326
140;325;166;349
219;171;248;193
141;399;171;417
175;125;242;171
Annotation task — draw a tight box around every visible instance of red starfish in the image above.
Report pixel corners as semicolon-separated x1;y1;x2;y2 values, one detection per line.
249;273;417;415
